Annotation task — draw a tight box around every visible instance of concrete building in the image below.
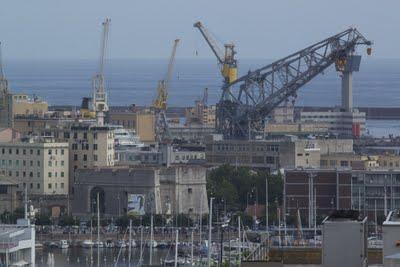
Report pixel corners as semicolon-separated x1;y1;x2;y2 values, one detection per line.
169;125;215;143
383;210;400;266
0;137;69;195
284;169;352;226
0;176;18;214
0;93;48;128
265;122;329;136
320;153;379;169
285;168;400;225
322;210;368;267
72;165;208;218
300;109;366;137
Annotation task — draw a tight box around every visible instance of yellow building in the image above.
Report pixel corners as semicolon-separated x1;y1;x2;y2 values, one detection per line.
185;101;216;127
0;93;48;128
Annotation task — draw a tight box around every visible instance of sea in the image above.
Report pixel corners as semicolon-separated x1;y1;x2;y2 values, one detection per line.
3;58;400;137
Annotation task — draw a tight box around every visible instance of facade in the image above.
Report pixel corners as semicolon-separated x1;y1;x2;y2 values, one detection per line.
169;125;215;143
265;122;329;136
0;219;36;266
0;93;48;128
300;109;366;137
320;153;379;169
383;211;400;266
0;137;69;195
72;165;209;218
284;169;352;226
0;176;18;214
285;168;400;225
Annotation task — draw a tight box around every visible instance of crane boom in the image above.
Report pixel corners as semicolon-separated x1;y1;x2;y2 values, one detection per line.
194;21;237;84
216;28;372;139
92;18;111;126
154;39;180;143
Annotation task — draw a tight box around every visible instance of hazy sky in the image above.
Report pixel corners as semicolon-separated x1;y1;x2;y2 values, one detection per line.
0;0;397;60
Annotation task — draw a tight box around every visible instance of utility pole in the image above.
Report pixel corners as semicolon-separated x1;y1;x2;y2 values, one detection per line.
266;177;269;232
208;197;214;267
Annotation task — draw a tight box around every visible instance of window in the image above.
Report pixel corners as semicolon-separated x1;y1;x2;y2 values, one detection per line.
83;154;87;161
64;132;70;139
48;149;52;155
30;160;33;167
48;161;52;167
94;155;98;161
29;172;33;178
61;160;64;166
48;183;52;189
93;144;98;150
83;132;87;139
23;171;26;177
30;183;33;189
61;172;64;177
16;160;19;166
73;132;78;139
16;171;19;177
188;188;193;194
48;172;52;178
37;183;40;189
55;172;58;177
2;148;5;154
30;149;33;155
37;150;40;156
8;148;12;154
340;160;349;167
61;183;64;189
8;171;11;177
8;160;12;167
93;132;98;139
16;149;19;155
0;185;7;194
37;172;40;178
74;154;78;161
37;161;40;167
61;149;64;155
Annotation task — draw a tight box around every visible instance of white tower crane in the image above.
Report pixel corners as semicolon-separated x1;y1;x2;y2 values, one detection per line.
92;18;111;126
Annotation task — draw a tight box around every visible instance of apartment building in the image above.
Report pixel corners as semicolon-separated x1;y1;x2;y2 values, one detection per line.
0;137;69;195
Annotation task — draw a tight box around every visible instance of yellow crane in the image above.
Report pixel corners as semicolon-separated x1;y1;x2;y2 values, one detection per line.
194;21;237;84
153;39;180;143
153;39;180;111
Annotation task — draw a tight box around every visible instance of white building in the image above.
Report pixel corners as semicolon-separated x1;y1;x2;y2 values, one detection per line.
0;219;35;266
300;109;366;137
0;137;69;195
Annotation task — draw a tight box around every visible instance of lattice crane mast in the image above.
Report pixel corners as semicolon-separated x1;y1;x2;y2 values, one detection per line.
153;39;180;143
92;18;111;126
194;21;237;86
217;28;372;139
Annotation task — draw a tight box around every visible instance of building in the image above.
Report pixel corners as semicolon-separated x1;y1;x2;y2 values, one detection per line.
0;176;18;214
320;153;379;169
0;219;36;266
0;137;69;195
383;210;400;266
0;93;48;128
0;127;20;142
185;101;216;127
285;168;400;225
72;165;208;218
109;108;156;143
265;122;329;136
284;169;352;226
169;125;215;143
300;109;366;137
322;210;367;267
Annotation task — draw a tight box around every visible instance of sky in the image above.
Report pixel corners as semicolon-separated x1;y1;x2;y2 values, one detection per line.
0;0;398;60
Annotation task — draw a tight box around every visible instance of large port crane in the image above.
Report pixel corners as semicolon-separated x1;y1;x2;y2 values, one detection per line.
216;28;372;139
153;39;180;143
92;18;111;126
194;21;238;87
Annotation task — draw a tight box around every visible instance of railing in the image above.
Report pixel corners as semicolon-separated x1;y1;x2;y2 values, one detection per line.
244;234;269;262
